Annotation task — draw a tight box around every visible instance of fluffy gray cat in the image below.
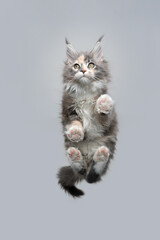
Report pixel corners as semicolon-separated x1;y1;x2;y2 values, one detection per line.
57;36;118;198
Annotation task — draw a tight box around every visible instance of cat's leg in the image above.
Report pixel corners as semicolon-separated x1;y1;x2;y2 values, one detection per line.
96;94;113;114
66;147;86;175
86;146;110;183
65;120;84;142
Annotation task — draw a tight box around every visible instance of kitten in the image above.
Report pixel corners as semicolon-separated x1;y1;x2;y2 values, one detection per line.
57;36;118;198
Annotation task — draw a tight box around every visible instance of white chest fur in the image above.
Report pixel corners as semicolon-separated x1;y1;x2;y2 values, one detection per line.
64;81;106;139
75;98;94;129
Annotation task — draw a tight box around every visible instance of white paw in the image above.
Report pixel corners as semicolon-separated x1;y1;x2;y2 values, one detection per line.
93;146;110;175
66;125;84;142
96;94;113;114
67;147;83;171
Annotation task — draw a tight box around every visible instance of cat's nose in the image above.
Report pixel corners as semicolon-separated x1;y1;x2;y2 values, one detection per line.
81;69;87;74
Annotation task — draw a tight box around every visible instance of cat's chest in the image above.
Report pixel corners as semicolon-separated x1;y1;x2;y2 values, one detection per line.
75;99;94;128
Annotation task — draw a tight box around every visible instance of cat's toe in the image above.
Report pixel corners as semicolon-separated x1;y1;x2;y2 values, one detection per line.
96;94;113;114
66;126;84;142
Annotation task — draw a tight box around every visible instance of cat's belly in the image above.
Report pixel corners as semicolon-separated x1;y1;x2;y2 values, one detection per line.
76;101;104;139
82;112;103;139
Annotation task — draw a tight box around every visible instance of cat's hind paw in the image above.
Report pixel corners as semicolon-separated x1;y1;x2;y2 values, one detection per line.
66;125;84;142
67;147;82;162
93;146;110;162
86;146;110;183
93;146;110;175
67;147;85;174
96;94;113;114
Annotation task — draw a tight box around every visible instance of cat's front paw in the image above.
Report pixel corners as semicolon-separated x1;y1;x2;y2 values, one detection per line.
66;125;84;142
96;94;113;114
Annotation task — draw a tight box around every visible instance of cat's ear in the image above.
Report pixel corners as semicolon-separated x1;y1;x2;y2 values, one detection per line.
90;35;104;62
65;38;78;64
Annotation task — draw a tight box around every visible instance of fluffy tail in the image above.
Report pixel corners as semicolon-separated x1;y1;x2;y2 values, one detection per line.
57;166;84;198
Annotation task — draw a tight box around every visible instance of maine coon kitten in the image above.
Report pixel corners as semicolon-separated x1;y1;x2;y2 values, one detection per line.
57;36;118;198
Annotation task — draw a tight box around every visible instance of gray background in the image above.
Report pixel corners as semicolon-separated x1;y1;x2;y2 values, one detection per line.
0;0;160;239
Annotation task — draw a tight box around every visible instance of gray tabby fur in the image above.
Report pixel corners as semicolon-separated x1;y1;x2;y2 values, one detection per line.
57;36;118;198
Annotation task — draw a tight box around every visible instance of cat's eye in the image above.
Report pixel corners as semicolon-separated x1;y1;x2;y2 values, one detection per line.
73;63;80;70
88;62;95;69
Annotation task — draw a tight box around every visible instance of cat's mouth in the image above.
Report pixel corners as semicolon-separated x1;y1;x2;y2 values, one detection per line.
79;72;87;78
74;71;92;84
79;76;90;84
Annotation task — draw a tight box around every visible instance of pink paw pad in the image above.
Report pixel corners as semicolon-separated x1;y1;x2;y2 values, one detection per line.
66;125;84;142
96;94;113;114
93;146;110;162
67;147;82;162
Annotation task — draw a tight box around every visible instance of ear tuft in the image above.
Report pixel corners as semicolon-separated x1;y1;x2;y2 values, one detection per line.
65;38;78;64
97;35;104;43
90;35;104;62
65;37;70;45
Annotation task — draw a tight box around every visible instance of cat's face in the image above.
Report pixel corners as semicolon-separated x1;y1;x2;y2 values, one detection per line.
72;54;95;82
68;53;105;84
63;37;109;86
